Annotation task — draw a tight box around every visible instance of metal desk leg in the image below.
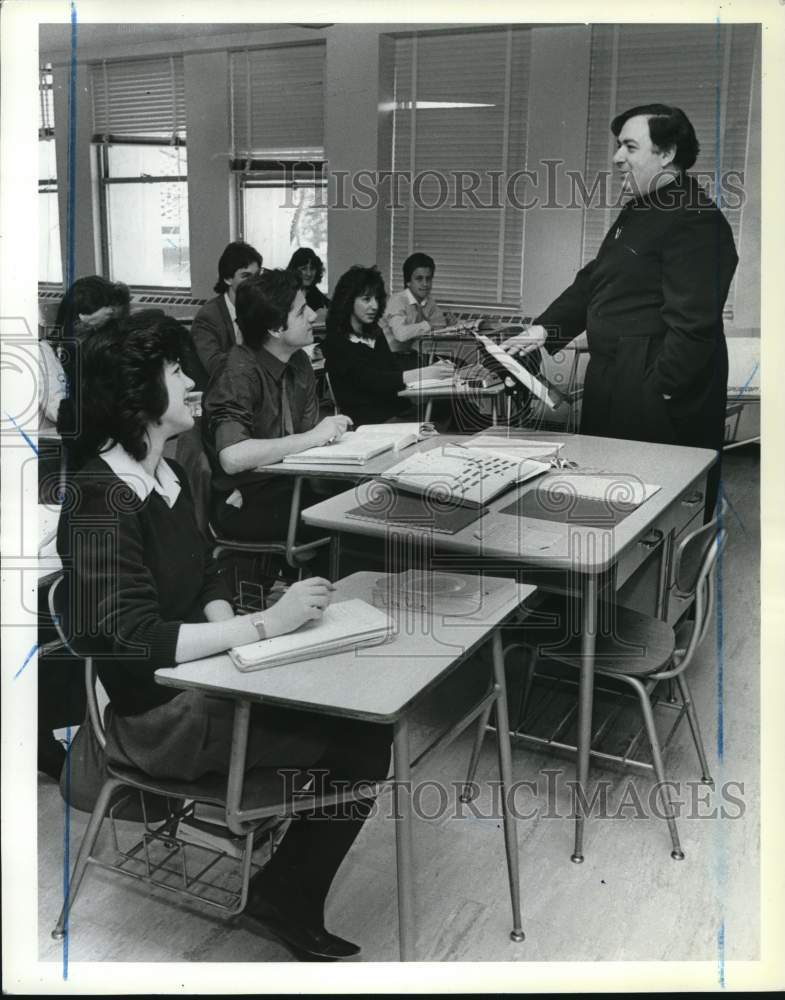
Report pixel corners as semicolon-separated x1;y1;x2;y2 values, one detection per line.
393;716;416;961
285;476;304;567
572;573;598;863
491;395;499;427
491;631;525;942
424;399;433;424
329;535;341;581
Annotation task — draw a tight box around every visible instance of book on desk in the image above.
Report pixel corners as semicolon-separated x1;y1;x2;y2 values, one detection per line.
282;423;428;466
229;598;392;671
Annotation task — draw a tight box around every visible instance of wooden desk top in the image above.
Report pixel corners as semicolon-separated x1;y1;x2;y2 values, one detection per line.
156;572;532;723
300;432;716;575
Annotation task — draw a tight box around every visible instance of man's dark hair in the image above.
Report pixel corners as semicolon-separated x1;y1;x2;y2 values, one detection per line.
287;246;325;285
214;240;263;294
402;252;435;286
326;266;387;339
611;104;700;171
65;312;185;467
235;269;302;349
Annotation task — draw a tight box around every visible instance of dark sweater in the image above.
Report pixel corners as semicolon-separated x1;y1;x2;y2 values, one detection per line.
323;327;410;426
56;456;231;716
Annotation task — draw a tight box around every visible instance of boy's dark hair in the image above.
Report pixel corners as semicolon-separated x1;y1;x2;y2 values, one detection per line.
214;241;263;294
402;252;435;286
235;270;302;349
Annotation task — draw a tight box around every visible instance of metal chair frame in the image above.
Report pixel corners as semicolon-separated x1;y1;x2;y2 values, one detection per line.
461;509;727;859
47;574;371;941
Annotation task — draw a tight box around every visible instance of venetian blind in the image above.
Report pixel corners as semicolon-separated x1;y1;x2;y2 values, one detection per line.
389;28;531;308
582;24;758;267
90;56;186;141
39;64;55;138
229;44;325;160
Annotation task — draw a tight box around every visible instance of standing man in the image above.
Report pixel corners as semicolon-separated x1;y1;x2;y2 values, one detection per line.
505;104;738;518
189;241;263;388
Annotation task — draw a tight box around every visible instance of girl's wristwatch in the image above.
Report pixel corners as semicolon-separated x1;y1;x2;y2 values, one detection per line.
250;612;267;641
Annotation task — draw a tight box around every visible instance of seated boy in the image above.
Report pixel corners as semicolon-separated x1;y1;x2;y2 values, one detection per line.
189;241;263;388
380;252;453;366
202;270;350;542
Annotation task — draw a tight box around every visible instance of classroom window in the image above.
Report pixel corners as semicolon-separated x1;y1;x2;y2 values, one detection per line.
237;166;327;280
98;143;190;288
388;28;532;309
39;64;62;285
91;55;189;289
229;44;326;272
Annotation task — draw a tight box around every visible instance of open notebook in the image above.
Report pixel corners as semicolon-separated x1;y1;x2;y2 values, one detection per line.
229;598;392;671
282;423;427;466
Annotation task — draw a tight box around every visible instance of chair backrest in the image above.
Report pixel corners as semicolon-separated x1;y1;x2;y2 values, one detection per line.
671;503;728;666
323;371;340;415
48;573;106;749
172;420;213;536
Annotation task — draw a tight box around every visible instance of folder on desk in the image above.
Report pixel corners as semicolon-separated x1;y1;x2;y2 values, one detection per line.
229;598;392;671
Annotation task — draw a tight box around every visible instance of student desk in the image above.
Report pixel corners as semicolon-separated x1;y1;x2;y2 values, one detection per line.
299;434;716;861
155;571;534;961
256;435;470;574
398;380;506;425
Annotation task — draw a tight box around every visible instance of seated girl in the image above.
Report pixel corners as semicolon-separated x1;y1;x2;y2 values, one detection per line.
286;247;330;323
56;313;390;961
323;265;453;427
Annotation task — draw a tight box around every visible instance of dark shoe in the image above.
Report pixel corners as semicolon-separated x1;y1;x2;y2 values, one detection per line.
241;899;361;960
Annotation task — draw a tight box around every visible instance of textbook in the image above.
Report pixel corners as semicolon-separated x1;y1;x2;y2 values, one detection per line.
282;423;427;466
229;598;392;671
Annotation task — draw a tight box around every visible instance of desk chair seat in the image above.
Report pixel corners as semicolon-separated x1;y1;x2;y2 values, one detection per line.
462;508;726;860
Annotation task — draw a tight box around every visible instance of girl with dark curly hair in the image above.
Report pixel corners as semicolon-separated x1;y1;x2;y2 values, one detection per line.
56;311;390;961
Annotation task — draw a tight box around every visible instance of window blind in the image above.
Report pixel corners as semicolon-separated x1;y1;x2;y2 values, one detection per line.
90;55;186;141
389;28;531;308
582;24;758;266
39;64;55;138
229;44;325;160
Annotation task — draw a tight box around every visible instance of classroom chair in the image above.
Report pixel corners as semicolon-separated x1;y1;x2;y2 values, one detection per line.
462;506;727;860
47;574;373;941
173;422;332;607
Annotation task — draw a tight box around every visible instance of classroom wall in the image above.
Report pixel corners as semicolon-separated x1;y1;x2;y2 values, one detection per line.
42;22;760;336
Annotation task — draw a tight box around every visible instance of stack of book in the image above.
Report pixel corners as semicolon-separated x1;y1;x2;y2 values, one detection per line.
176;803;282;860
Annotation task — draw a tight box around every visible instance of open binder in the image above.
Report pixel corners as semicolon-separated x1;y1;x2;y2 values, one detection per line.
474;334;560;409
229;598;392;671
